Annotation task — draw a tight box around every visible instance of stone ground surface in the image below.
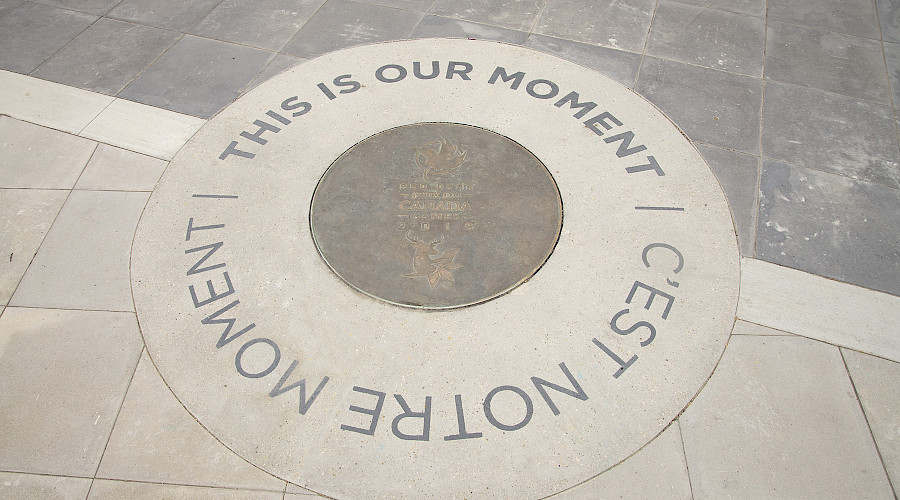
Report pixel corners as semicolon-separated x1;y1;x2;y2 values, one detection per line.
0;0;898;499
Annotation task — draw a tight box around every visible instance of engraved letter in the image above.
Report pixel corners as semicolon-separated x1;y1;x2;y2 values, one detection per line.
234;337;281;379
185;241;225;276
554;91;598;119
341;386;387;436
201;299;256;348
189;271;234;308
583;112;623;137
488;66;525;89
483;385;533;431
531;362;588;416
444;394;483;441
604;131;647;158
269;360;330;415
610;309;657;347
391;394;432;441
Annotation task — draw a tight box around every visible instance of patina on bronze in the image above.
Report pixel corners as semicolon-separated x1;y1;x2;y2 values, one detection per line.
309;122;563;309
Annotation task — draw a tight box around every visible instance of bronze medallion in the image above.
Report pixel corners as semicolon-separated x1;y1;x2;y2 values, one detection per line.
309;122;563;309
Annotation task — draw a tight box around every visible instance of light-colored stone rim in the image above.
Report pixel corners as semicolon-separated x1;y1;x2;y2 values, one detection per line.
130;38;742;499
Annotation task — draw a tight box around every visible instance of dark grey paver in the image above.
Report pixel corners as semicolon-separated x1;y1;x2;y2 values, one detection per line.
31;18;179;95
191;0;325;51
0;0;26;18
768;0;879;38
362;0;433;9
878;0;900;43
696;144;759;256
107;0;221;32
30;0;121;16
525;34;641;87
282;0;422;58
635;56;763;154
429;0;545;31
242;53;306;94
534;0;655;53
765;21;891;104
0;3;97;74
119;35;271;118
757;160;900;296
666;0;765;17
646;1;765;77
883;42;900;112
411;15;528;44
762;82;900;189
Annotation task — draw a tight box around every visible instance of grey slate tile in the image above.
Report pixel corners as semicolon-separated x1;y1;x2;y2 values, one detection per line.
696;144;759;256
30;0;121;16
762;82;900;189
0;0;25;18
666;0;765;17
362;0;432;9
635;56;763;154
411;15;529;44
429;0;545;31
191;0;326;51
757;160;900;296
646;1;765;77
526;34;642;87
883;41;900;114
765;21;891;103
108;0;221;32
878;0;900;43
535;0;655;53
0;2;97;74
282;0;423;58
768;0;879;38
119;35;272;118
31;18;179;95
243;53;306;94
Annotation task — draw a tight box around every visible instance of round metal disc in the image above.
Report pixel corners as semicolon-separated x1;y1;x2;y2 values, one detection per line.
309;123;562;309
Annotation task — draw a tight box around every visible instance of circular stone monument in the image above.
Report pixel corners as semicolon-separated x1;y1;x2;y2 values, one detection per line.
132;39;740;499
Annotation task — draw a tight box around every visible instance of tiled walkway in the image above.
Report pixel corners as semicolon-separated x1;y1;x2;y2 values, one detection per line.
0;0;899;498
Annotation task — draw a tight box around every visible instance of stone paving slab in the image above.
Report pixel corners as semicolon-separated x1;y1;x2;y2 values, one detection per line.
0;116;97;189
10;190;149;311
0;188;68;305
0;308;142;476
738;258;900;362
96;352;287;492
680;335;894;498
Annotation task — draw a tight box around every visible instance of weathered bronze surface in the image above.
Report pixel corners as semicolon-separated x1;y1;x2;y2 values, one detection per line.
309;123;563;309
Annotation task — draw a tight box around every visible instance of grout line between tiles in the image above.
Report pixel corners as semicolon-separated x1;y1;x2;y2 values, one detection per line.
676;419;696;499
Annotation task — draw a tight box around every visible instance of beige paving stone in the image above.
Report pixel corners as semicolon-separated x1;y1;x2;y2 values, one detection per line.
74;143;168;192
551;422;692;499
0;116;97;188
680;335;893;498
96;351;286;492
9;190;148;311
0;188;68;305
731;319;793;336
87;480;284;499
80;98;205;160
738;257;900;362
0;70;114;134
843;348;900;491
0;308;142;476
0;471;92;499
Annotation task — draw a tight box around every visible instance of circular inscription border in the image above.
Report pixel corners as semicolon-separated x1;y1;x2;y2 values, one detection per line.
132;39;740;499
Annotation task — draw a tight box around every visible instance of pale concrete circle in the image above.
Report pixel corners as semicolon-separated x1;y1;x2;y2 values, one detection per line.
132;39;740;499
310;122;563;309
